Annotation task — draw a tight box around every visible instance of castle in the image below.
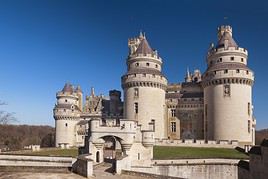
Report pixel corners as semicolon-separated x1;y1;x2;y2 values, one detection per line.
53;25;256;155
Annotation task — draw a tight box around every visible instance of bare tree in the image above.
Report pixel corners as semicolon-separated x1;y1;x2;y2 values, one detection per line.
0;100;17;124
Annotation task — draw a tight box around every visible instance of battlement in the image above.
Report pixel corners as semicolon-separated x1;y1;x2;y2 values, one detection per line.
218;25;233;40
208;46;248;57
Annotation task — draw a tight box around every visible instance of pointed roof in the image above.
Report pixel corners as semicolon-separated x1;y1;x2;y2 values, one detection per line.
75;85;82;93
62;83;73;93
217;32;238;48
134;38;154;55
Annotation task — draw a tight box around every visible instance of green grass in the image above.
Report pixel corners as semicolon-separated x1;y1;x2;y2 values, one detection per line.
4;148;78;158
153;146;248;160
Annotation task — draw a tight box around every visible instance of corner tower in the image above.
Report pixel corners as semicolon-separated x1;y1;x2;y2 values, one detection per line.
53;83;81;148
121;33;168;139
203;25;255;145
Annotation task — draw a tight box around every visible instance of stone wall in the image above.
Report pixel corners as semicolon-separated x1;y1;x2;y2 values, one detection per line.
0;155;73;172
72;154;93;178
123;159;239;179
155;139;238;148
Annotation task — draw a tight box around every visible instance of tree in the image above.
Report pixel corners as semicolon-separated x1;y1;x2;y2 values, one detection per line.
0;100;17;124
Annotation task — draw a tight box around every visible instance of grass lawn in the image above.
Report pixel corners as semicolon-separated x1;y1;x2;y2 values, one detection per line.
153;146;249;160
4;148;78;158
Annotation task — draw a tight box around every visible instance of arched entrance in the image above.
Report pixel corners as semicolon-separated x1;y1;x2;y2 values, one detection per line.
102;136;123;163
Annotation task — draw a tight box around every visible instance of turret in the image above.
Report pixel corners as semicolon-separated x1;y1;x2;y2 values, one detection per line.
202;25;255;145
76;85;83;111
185;68;192;82
121;32;168;139
53;83;81;148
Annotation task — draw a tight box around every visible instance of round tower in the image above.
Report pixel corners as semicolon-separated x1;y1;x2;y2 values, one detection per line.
54;83;81;148
121;33;168;139
203;25;255;145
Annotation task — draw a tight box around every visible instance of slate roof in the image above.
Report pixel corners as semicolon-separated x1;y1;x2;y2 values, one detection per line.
134;38;154;55
62;83;74;93
127;68;164;76
217;32;238;48
181;92;204;98
207;63;251;72
56;103;80;111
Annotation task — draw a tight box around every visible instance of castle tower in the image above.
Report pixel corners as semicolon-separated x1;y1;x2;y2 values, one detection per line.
121;33;168;139
53;83;81;148
202;25;255;145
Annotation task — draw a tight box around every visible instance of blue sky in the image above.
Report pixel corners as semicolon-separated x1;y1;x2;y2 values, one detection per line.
0;0;267;129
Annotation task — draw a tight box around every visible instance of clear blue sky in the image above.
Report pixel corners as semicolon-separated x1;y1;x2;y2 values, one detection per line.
0;0;267;129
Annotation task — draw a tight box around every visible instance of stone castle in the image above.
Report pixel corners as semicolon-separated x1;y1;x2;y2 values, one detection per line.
53;25;256;156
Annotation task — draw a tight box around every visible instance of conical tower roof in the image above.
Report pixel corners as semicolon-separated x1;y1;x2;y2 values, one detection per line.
134;38;154;55
217;32;238;48
62;83;73;93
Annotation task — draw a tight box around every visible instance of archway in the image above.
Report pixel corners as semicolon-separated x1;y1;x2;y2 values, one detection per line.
102;136;123;163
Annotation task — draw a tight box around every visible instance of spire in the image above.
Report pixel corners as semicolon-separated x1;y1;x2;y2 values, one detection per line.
91;87;95;97
139;30;143;39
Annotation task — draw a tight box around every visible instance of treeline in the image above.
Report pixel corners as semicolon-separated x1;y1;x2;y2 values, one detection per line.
255;128;268;145
0;124;55;150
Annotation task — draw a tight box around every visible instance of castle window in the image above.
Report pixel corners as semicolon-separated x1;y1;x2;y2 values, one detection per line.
134;103;138;114
171;109;176;117
241;58;244;62
223;84;231;97
138;153;140;160
214;71;217;75
135;63;139;67
152;74;155;78
219;58;222;62
146;63;150;66
246;70;249;74
171;122;176;132
155;64;158;68
134;88;139;97
65;99;68;102
248;120;250;133
236;69;240;73
65;123;68;127
248;103;251;116
224;69;228;74
64;109;66;112
143;74;146;77
231;57;234;61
